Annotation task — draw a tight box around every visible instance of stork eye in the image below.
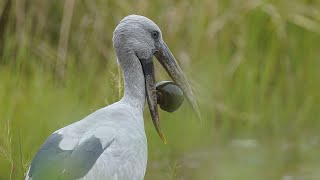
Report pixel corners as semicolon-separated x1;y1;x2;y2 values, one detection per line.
151;31;159;39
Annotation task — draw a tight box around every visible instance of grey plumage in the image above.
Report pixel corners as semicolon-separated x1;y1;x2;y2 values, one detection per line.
28;133;71;179
28;133;114;179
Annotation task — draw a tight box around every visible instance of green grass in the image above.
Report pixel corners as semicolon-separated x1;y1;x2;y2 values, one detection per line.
1;0;320;179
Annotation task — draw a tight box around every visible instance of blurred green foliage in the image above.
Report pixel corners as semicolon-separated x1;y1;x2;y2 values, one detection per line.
1;0;320;179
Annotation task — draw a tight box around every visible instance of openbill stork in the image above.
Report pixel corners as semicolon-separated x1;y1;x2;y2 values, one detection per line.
25;15;200;180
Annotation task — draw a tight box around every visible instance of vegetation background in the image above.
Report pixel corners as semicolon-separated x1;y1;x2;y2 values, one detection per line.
0;0;320;179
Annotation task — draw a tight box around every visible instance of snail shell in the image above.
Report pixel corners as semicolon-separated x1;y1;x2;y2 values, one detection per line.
156;81;184;112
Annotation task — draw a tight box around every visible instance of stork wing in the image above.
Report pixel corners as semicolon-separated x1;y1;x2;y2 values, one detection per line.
26;133;114;180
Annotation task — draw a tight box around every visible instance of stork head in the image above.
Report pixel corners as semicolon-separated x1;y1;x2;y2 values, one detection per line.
113;15;200;143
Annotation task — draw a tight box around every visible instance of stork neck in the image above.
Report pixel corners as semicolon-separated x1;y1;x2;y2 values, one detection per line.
118;52;146;112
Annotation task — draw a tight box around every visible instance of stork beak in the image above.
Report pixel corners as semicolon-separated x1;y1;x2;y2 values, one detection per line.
140;41;200;144
140;57;167;144
155;42;201;120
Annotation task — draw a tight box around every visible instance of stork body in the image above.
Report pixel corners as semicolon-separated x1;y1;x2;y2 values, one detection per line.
26;101;147;180
26;15;199;180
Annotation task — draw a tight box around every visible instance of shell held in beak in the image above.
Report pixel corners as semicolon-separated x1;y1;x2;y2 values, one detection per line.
156;81;184;113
